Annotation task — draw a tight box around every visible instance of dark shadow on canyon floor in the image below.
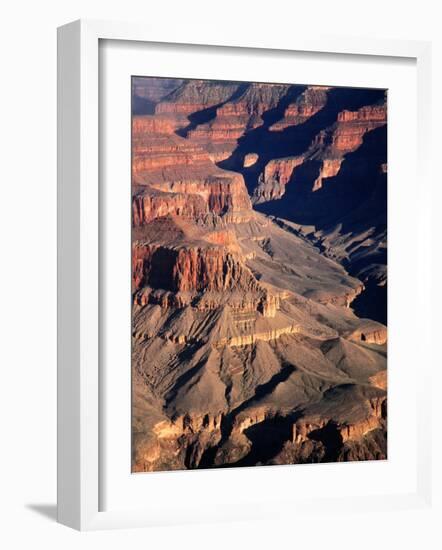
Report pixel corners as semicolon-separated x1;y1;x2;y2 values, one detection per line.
218;87;385;196
176;83;251;138
197;363;296;468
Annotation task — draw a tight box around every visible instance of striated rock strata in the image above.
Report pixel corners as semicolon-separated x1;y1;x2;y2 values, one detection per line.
254;100;387;201
269;86;329;131
132;115;252;224
186;83;292;162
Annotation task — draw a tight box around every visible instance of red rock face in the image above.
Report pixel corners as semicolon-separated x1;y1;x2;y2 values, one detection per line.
156;80;240;117
308;102;387;190
132;116;252;225
263;157;304;187
326;103;387;155
255;99;387;200
337;105;386;123
131;92;259;310
132;138;209;174
153;80;241;135
187;125;244;163
253;157;305;203
132;186;208;226
187;83;291;162
312;159;343;191
132;242;259;294
216;83;290;121
132;115;178;137
270;86;329;131
243;153;259;167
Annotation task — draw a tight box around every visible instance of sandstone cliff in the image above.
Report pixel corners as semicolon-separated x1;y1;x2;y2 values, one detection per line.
186;83;292;162
132;116;252;224
269;86;329;131
255;100;387;199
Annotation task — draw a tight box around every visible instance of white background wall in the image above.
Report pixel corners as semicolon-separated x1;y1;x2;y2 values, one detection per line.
0;1;440;547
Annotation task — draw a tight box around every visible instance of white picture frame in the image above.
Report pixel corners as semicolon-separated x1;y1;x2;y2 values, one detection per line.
57;19;432;531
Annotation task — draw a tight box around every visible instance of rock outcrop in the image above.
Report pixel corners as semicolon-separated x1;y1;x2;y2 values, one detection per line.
255;100;387;200
253;156;304;203
269;86;329;131
154;80;242;137
186;83;291;162
243;153;259;167
348;320;388;345
132;243;260;294
156;80;240;118
307;102;387;190
132;116;252;224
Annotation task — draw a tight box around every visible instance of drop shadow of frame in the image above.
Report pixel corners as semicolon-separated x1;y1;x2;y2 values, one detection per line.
25;503;57;522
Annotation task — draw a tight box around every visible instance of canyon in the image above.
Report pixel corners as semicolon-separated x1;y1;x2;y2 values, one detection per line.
131;77;388;472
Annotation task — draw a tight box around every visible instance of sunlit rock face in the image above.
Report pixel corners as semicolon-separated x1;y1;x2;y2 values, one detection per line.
132;113;252;225
254;100;387;199
131;77;388;472
253;157;305;203
243;153;259;167
269;86;330;131
184;83;292;162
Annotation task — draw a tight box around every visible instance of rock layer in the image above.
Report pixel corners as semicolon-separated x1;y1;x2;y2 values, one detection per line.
132;116;252;224
186;83;292;162
269;86;329;131
255;100;387;200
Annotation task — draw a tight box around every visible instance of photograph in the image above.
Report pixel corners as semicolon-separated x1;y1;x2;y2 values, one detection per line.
1;1;437;544
131;77;388;472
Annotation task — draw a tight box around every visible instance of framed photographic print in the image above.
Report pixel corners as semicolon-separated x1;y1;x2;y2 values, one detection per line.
57;19;432;530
